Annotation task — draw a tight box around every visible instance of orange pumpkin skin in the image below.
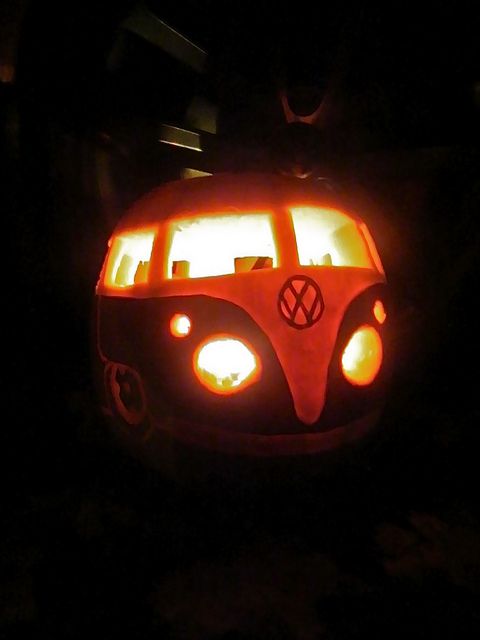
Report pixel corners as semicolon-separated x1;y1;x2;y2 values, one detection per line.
94;173;391;461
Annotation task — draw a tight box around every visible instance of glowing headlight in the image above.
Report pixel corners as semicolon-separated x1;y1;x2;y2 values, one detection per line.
341;325;383;386
193;335;261;394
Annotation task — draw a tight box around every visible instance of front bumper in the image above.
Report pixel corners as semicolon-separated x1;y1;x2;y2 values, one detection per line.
148;407;383;456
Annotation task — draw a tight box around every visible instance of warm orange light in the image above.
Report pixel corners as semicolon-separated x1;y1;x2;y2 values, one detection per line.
104;230;155;287
341;325;383;386
373;300;387;324
167;213;277;279
359;223;385;275
170;313;192;337
193;335;261;394
290;207;379;270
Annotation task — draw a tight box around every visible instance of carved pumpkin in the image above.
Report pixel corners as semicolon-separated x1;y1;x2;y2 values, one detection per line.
95;172;391;460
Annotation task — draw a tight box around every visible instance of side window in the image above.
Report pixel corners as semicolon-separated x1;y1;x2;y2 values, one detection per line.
103;230;155;288
290;207;380;270
167;213;278;279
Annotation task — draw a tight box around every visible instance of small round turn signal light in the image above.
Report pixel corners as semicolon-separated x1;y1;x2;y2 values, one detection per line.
170;313;192;338
373;300;387;325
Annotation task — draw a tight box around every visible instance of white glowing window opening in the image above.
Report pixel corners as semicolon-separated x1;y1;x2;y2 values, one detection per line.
290;207;377;270
167;213;278;279
105;231;155;287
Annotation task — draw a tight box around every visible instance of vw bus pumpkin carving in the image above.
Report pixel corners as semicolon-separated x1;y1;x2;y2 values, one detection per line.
95;172;390;459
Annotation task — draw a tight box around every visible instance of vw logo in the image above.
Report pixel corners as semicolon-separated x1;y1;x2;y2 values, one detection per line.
278;275;324;329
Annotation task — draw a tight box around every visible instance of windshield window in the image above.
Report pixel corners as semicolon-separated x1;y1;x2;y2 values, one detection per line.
167;213;278;279
290;206;379;270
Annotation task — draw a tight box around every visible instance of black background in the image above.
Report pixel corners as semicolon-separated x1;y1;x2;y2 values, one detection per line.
2;1;479;637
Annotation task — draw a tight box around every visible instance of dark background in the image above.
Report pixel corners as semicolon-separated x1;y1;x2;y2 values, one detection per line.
2;1;479;637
